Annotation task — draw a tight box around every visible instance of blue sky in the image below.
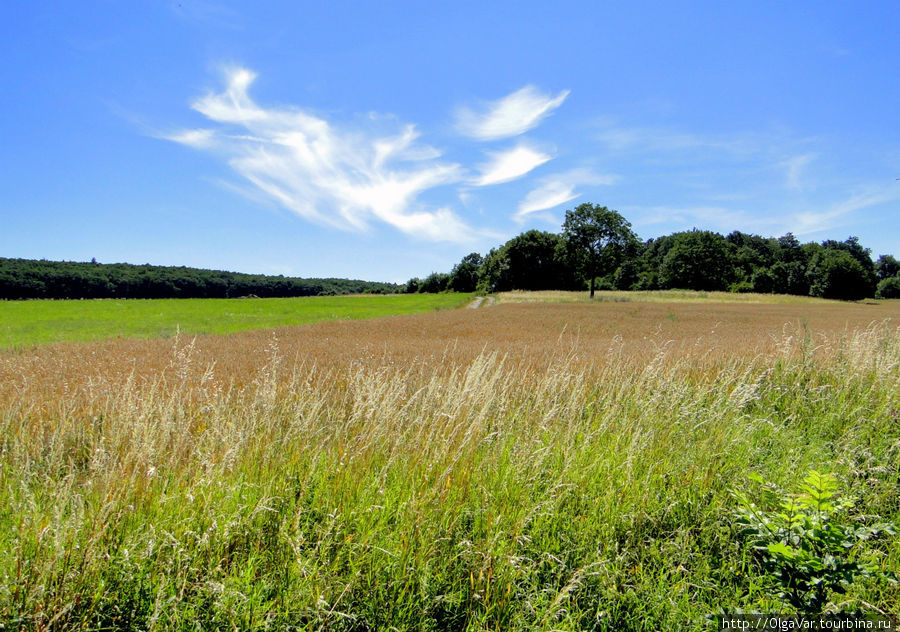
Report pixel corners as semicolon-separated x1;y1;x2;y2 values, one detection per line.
2;1;898;282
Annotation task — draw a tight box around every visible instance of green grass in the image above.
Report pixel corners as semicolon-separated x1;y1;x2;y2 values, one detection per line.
0;293;473;348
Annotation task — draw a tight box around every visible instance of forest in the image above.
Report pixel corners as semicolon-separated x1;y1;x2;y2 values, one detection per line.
414;204;900;301
0;258;402;300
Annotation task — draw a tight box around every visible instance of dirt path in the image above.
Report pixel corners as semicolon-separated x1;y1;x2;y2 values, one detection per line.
467;296;496;309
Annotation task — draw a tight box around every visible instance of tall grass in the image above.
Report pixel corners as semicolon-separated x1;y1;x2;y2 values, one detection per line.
1;323;898;630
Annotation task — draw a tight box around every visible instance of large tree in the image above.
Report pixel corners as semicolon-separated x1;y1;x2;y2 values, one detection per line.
561;203;638;298
447;252;483;292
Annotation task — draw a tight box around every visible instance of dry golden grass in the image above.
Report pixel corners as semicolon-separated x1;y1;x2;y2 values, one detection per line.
496;289;852;304
2;299;897;402
1;300;897;487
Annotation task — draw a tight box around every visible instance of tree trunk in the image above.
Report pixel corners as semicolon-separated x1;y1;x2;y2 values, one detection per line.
589;276;595;299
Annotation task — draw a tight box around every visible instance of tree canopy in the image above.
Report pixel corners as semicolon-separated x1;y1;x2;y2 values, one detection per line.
412;203;896;301
658;230;734;291
0;259;401;300
561;204;638;298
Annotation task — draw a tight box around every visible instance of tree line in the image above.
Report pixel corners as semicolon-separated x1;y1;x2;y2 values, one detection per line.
0;258;402;300
408;203;900;300
4;205;897;301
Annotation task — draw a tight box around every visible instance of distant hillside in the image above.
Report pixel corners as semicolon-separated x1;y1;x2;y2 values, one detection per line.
0;258;402;300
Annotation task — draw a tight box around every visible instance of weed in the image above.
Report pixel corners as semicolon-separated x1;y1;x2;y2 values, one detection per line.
733;471;897;614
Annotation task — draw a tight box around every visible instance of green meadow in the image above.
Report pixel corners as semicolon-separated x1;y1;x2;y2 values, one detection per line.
0;293;472;348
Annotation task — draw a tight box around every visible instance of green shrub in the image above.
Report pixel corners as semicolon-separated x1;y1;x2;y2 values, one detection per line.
733;471;896;613
875;276;900;299
750;267;777;293
729;281;754;294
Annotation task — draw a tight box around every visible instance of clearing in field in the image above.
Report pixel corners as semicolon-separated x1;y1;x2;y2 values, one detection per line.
0;292;898;630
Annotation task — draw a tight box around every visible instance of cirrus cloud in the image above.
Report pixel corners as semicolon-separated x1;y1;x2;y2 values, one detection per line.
472;144;552;186
516;182;578;219
516;168;620;221
165;69;579;240
166;67;475;241
456;85;570;141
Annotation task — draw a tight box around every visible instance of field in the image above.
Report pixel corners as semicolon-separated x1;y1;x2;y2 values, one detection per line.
495;289;854;304
0;293;472;349
1;293;898;630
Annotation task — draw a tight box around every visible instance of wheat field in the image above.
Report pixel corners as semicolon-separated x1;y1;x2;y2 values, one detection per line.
1;297;898;630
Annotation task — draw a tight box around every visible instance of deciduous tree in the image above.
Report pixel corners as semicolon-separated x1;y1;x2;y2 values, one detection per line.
561;203;638;298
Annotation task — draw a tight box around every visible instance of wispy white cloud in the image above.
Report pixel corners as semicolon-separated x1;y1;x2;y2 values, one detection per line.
782;153;817;190
164;128;216;149
595;124;762;156
472;144;551;186
167;67;477;242
516;182;578;219
791;188;900;236
593;122;832;198
515;168;619;221
626;205;770;232
456;85;570;141
624;185;900;240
